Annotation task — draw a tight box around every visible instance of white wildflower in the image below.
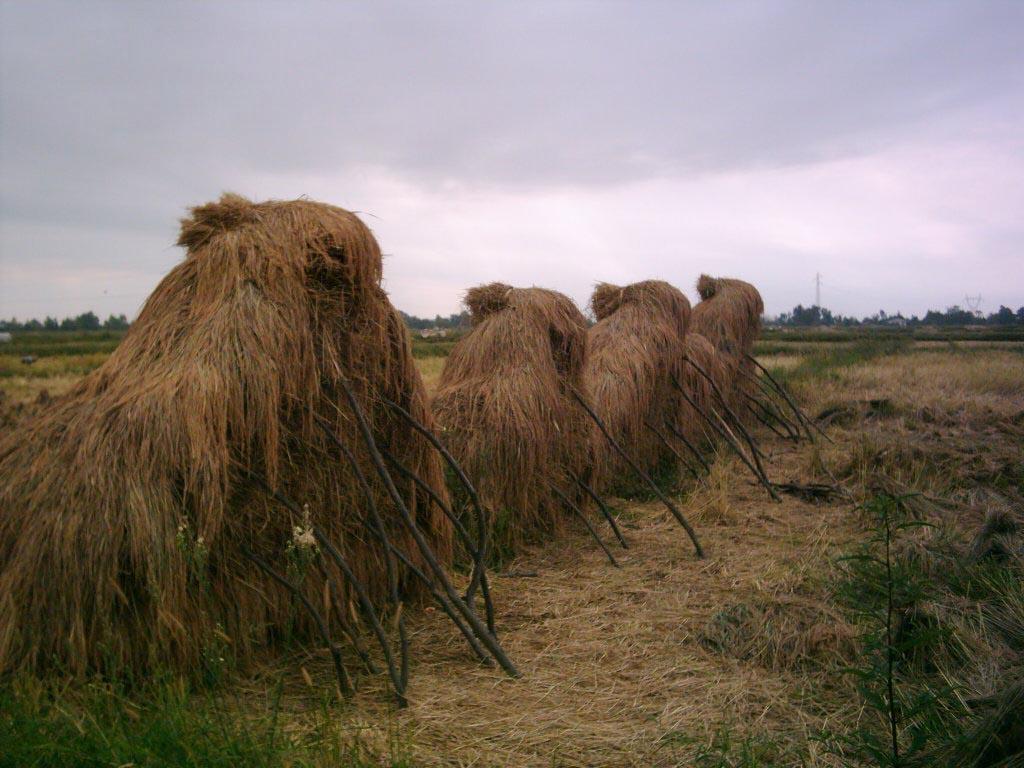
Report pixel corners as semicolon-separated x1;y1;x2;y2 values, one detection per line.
288;502;318;557
292;525;316;550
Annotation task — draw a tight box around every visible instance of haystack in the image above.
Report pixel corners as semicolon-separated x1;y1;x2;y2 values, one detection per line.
690;274;765;411
691;275;764;360
0;194;454;678
431;283;591;555
585;280;691;490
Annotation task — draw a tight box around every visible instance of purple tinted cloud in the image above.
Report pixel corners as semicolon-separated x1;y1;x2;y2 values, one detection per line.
1;0;1022;319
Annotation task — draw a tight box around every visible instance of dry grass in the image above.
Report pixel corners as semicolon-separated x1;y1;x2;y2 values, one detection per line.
0;374;81;404
755;353;803;370
0;352;109;381
687;449;740;525
269;444;859;766
2;320;1021;765
838;349;1024;410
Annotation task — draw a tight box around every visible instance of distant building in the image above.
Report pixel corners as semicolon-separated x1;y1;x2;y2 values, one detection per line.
418;327;450;338
881;315;908;328
0;332;11;343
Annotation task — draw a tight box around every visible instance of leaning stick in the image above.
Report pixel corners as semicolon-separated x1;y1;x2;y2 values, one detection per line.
348;506;494;668
381;397;490;606
744;353;833;443
317;417;492;671
317;562;378;675
569;386;704;559
382;446;496;635
240;546;353;699
753;393;798;442
246;466;408;705
737;367;802;440
340;380;520;678
310;422;412;692
664;421;712;474
671;377;779;500
549;484;619;567
312;530;412;703
685;358;769;461
567;469;628;549
744;399;791;441
644;419;701;482
710;403;778;500
684;358;775;485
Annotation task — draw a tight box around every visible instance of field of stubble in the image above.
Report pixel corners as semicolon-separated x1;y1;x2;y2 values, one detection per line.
1;332;1021;767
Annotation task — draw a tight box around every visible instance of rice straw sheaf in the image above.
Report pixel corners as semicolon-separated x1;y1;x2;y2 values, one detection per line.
585;280;691;491
692;274;765;405
0;194;452;678
432;283;591;555
692;274;763;361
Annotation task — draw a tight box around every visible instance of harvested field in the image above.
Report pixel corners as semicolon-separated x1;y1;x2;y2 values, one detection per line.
1;331;1021;767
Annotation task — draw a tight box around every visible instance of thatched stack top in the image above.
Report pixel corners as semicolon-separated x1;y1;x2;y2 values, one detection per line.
591;280;691;333
691;274;764;359
456;284;589;382
464;282;515;322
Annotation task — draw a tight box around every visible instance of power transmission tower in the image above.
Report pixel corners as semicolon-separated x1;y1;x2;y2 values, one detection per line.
815;272;822;308
964;294;983;318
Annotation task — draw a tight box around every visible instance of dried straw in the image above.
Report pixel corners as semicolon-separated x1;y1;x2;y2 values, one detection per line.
0;194;452;677
585;280;691;490
432;284;591;555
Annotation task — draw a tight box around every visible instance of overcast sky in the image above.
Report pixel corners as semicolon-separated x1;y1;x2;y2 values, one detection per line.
1;1;1022;320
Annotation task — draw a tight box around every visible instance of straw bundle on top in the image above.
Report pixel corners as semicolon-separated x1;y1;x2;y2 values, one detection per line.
691;274;764;360
0;194;453;678
585;280;691;491
691;274;764;407
431;283;591;555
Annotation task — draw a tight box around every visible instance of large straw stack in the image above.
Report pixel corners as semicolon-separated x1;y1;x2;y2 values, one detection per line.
432;283;591;555
0;194;452;677
691;274;765;408
691;275;764;360
585;280;691;490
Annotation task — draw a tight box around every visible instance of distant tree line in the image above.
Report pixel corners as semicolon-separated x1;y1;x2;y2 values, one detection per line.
5;303;1022;333
399;310;471;330
772;304;1024;327
1;312;130;332
2;310;470;333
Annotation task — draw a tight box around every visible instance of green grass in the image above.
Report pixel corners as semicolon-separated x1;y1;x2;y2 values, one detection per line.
0;675;407;768
826;492;1024;766
9;326;1016;365
760;327;1024;343
0;331;458;384
410;334;465;359
0;353;109;379
1;330;127;358
767;337;911;387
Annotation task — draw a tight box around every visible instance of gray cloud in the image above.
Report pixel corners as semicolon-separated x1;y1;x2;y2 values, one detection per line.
1;0;1022;319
